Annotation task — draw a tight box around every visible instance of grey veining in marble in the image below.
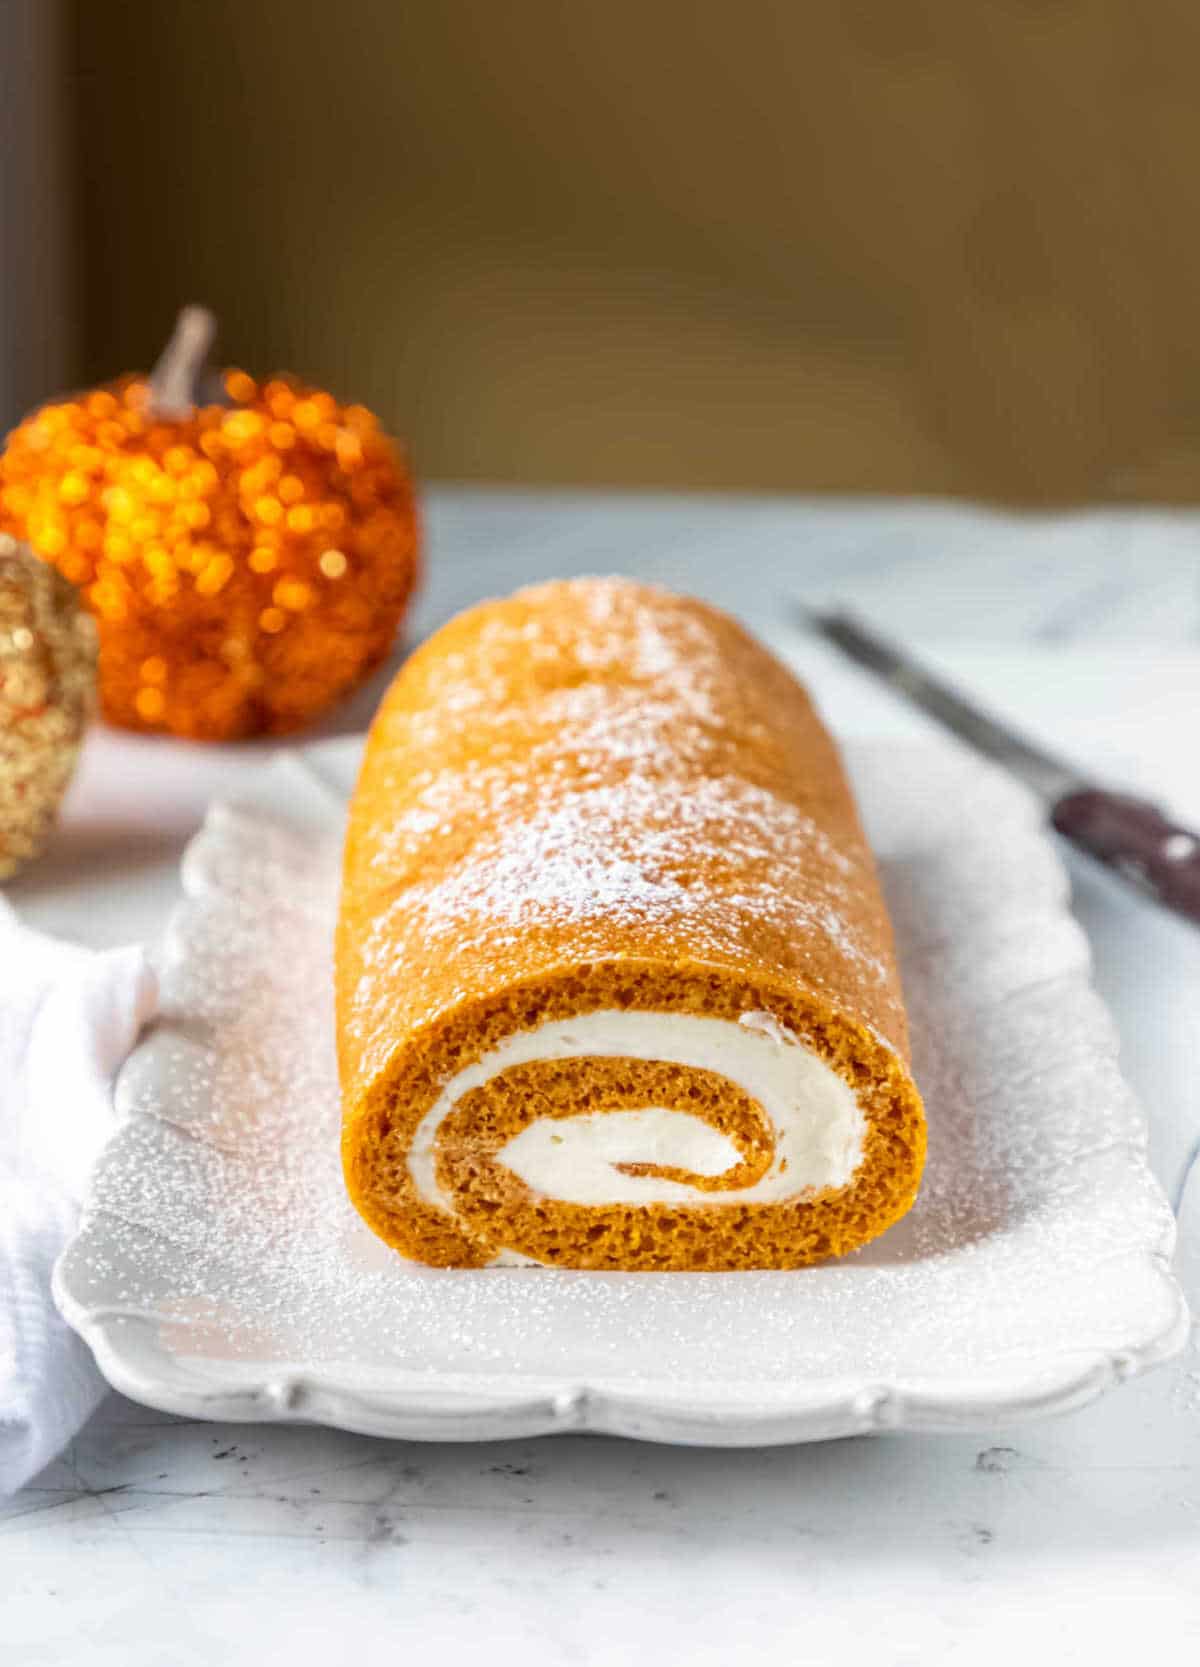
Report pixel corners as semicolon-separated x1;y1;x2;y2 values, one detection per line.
417;487;1200;646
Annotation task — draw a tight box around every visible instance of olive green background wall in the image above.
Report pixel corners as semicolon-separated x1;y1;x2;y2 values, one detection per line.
70;1;1200;502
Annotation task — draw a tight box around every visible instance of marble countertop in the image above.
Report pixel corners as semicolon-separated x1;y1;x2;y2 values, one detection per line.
5;488;1200;1663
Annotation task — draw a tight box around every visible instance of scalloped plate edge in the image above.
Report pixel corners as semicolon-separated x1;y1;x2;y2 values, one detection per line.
53;1239;1189;1447
52;743;1192;1447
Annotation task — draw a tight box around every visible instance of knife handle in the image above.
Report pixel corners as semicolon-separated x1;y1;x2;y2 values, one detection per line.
1051;789;1200;925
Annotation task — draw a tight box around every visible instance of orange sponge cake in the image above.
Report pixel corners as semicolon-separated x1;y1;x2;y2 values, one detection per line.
336;578;925;1269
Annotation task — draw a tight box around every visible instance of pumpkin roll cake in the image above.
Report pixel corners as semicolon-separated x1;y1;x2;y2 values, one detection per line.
337;578;925;1269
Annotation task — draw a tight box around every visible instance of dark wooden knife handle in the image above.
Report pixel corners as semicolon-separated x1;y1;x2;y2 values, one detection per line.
1052;789;1200;925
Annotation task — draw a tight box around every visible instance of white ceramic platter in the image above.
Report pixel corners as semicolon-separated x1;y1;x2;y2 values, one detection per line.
54;738;1188;1446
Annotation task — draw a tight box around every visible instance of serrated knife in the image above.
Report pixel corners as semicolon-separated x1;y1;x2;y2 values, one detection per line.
806;608;1200;928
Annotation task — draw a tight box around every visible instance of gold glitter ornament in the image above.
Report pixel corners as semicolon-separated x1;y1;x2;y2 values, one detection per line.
0;534;96;878
0;307;420;741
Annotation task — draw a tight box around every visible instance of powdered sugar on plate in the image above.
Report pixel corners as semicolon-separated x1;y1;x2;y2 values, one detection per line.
52;739;1187;1444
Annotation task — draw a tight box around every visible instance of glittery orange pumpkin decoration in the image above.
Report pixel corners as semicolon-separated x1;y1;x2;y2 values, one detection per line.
0;308;420;740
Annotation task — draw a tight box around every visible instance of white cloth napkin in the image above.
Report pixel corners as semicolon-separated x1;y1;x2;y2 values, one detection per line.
0;897;156;1494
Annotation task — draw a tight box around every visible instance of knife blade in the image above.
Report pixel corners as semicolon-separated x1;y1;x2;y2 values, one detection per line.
805;607;1200;928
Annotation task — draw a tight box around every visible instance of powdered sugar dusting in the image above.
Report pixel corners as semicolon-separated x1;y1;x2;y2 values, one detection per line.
58;742;1183;1411
347;580;897;1082
359;777;877;975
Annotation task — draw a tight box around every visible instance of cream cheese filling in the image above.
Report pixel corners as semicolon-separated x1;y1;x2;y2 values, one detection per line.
408;1009;864;1211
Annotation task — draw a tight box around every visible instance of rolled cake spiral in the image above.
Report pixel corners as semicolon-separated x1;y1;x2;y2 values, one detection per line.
337;578;925;1269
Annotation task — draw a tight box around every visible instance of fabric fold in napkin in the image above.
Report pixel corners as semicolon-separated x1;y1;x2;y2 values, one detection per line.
0;898;156;1495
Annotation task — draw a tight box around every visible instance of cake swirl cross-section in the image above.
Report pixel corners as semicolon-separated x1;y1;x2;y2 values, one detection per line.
337;577;925;1269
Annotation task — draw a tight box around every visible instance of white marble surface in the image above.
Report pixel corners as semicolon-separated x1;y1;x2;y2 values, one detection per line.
4;488;1200;1661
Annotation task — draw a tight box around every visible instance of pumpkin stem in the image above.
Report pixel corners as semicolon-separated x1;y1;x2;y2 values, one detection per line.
148;305;228;418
